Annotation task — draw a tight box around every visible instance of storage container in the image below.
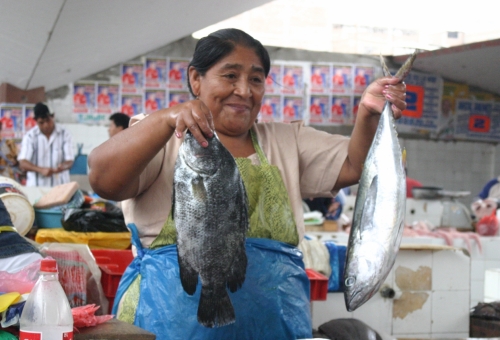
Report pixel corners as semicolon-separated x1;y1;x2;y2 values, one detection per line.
90;249;134;313
0;176;34;235
34;208;63;228
306;268;328;301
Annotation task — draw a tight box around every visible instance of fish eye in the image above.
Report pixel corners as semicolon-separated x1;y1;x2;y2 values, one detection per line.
345;276;356;287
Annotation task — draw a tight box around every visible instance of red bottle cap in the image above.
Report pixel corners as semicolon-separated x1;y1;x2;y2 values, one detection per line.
40;258;58;272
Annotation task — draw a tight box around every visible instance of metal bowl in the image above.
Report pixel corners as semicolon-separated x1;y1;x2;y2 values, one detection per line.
412;186;471;200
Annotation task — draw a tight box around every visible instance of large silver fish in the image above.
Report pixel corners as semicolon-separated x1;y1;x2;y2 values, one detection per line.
173;130;249;327
343;51;417;312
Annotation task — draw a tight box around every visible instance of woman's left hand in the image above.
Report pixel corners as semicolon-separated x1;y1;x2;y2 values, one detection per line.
335;75;408;190
358;76;407;120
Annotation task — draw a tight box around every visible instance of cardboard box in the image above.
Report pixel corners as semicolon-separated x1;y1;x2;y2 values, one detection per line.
323;220;338;231
305;224;324;232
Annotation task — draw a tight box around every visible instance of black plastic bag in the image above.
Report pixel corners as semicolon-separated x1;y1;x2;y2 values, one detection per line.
61;208;129;233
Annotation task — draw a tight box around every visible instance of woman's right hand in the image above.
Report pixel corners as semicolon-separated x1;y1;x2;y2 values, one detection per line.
166;99;215;148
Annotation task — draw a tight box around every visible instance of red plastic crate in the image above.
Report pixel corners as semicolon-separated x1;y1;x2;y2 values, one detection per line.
306;269;328;301
90;249;134;298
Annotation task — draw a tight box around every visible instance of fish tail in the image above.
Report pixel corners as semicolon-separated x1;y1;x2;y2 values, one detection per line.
394;50;418;81
379;54;392;77
379;50;418;81
198;285;235;328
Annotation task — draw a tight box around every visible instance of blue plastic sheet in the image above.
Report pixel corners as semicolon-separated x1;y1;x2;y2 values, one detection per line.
324;242;347;292
1;301;25;328
113;224;312;340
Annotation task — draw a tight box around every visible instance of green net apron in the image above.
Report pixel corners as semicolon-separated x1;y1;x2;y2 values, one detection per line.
150;129;299;247
115;130;310;339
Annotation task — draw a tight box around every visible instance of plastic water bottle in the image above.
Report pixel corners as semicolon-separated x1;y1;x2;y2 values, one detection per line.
19;258;74;340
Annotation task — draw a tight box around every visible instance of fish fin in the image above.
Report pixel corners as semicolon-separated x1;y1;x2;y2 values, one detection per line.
227;245;247;293
198;286;235;328
191;176;207;201
178;254;198;295
359;175;378;234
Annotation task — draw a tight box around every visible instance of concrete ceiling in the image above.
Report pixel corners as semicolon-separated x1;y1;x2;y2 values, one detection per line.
0;0;271;91
393;38;500;96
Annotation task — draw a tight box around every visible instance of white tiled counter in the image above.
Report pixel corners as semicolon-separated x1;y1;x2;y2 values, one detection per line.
310;244;471;339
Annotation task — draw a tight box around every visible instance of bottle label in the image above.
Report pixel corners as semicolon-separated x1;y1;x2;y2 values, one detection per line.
19;330;73;340
19;331;41;340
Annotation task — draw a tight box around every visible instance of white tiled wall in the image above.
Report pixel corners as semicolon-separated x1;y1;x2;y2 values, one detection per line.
431;290;470;334
471;237;500;306
485;268;500;301
311;246;471;338
60;123;108;156
400;138;495;205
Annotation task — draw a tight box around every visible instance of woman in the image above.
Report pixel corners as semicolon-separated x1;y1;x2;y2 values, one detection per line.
88;29;407;339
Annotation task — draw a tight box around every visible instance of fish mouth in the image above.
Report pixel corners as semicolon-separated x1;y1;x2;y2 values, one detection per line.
346;291;361;312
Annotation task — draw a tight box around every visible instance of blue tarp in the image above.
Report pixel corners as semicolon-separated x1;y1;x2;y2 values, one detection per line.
324;241;346;292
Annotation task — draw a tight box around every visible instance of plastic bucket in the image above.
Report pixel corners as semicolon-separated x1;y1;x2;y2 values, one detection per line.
0;176;34;236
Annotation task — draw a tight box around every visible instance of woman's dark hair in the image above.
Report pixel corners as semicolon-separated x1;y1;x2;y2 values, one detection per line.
187;28;270;96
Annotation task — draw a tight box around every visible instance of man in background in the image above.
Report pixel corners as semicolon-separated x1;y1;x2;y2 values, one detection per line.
108;112;130;138
18;103;74;187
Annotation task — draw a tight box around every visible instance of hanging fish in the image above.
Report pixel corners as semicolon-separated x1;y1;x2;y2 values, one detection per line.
343;51;417;312
173;130;249;327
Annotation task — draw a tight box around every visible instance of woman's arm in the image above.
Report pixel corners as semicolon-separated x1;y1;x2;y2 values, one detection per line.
88;100;213;201
333;76;407;190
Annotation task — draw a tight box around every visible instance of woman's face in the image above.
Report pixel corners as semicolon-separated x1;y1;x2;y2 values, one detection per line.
189;45;266;137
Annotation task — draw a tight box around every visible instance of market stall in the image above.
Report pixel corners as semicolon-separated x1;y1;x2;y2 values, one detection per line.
2;4;500;337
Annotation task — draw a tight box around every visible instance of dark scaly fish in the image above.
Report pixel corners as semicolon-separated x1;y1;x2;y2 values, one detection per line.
173;130;249;327
343;51;417;312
